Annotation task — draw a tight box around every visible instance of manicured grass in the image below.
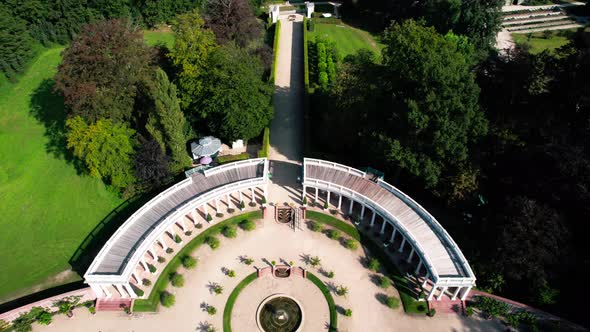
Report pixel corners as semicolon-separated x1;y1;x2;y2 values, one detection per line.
143;30;175;48
223;272;258;332
309;23;382;58
511;30;572;54
0;47;123;302
307;272;337;331
133;211;262;312
271;21;281;83
306;211;427;314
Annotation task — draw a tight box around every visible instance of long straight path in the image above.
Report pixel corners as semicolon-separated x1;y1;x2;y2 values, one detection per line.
268;15;305;205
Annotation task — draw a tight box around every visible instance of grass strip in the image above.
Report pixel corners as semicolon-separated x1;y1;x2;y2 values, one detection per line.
133;211;262;312
306;211;426;314
223;272;258;331
271;21;281;83
307;271;337;331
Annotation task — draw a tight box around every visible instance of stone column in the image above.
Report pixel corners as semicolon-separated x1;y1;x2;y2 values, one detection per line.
389;228;397;243
215;198;220;212
427;285;438;301
398;237;406;252
125;283;137;298
202;203;208;216
337;195;342;209
451;287;462;300
326;191;331;206
460;286;472;301
159;235;168;250
226;193;231;207
348;199;354;214
239;191;243;202
360;204;366;219
114;284;127;298
90;284;105;298
191;210;198;225
437;286;448;301
370;211;376;227
415;260;423;275
315;187;319;201
100;284;112;298
407;248;415;263
250;187;255;203
179;218;186;232
302;185;307;201
422;272;430;288
380;220;386;234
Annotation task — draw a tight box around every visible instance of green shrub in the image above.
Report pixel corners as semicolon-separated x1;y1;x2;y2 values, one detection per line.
160;291;175;307
327;229;340;240
195;223;203;229
88;306;96;314
427;308;436;317
217;153;249;164
36;310;52;325
271;21;281;83
386;296;400;309
134;287;145;297
323;201;329;209
327;270;334;278
142;278;151;286
303;196;308;205
227;270;236;278
170;273;185;287
379;276;392;289
206;213;213;222
310;256;321;267
368;258;380;272
257;127;270;158
174;234;182;243
239;201;245;210
227;208;235;214
181;255;197;269
222;224;237;238
344;309;352;317
472;296;509;319
336;286;348;297
166;247;174;254
465;306;474;317
184;230;192;236
314;17;342;24
213;285;224;295
157;256;166;263
148;264;157;273
344;238;358;250
206;236;220;249
244;258;254;265
239;219;256;231
216;212;224;218
207;306;217;315
309;220;322;232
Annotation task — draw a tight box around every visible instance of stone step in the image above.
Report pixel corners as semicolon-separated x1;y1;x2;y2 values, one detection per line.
96;298;133;312
503;15;568;26
503;10;562;21
511;23;584;33
506;19;579;32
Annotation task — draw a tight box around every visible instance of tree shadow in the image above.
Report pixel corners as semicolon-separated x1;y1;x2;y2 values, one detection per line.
28;78;84;173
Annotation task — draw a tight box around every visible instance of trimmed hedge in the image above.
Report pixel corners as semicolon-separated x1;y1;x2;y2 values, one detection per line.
217;152;250;164
307;272;337;331
271;21;281;83
133;211;262;312
257;127;270;158
306;211;425;314
303;18;310;93
223;272;258;331
313;17;342;24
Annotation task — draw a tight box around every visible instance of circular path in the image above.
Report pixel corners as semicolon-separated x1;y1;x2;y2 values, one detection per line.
34;216;505;332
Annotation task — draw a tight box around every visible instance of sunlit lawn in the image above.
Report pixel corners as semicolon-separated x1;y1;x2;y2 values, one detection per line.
309;23;382;58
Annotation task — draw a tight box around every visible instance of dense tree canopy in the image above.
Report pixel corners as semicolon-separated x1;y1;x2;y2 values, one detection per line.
0;4;36;82
134;135;171;191
198;45;273;142
205;0;263;47
55;19;154;122
66;116;136;189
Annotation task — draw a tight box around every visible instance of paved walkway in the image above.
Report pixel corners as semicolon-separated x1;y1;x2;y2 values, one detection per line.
34;219;505;332
268;15;305;206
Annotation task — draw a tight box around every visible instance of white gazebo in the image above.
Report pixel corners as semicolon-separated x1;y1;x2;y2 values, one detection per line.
191;136;222;160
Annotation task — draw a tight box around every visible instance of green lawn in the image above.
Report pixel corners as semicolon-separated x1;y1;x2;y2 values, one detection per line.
309;23;382;58
143;30;175;48
0;47;123;303
511;31;572;54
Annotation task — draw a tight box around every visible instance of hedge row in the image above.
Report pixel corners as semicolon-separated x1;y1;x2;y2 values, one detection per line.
257;127;270;158
305;211;426;314
270;20;281;83
312;17;342;24
223;272;258;331
307;272;338;331
217;152;250;164
303;18;310;94
132;211;262;312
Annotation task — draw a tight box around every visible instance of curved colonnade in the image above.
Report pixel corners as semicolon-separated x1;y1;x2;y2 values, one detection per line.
302;158;476;301
84;158;269;299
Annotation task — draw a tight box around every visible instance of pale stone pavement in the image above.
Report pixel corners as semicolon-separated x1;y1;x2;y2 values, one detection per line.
34;220;504;332
268;15;305;206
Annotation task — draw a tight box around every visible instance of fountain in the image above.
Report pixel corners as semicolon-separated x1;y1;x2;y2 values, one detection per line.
257;295;303;332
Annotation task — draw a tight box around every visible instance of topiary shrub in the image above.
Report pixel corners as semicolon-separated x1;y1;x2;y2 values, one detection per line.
216;213;224;218
206;236;220;249
36;310;52;325
368;258;380;272
142;278;151;286
222;224;237;238
427;308;436;317
227;270;236;278
170;273;185;288
174;234;182;243
134;287;144;297
213;285;223;295
206;213;213;222
227;208;235;214
157;256;166;263
379;276;391;289
327;229;340;240
309;221;322;232
182;255;197;269
148;264;157;273
244;258;254;265
327;271;335;278
195;223;203;229
239;201;245;210
160;291;175;307
184;231;192;236
344;238;358;250
344;309;352;317
207;306;217;315
166;247;174;254
302;196;308;205
386;296;400;309
323;201;329;210
239;219;256;231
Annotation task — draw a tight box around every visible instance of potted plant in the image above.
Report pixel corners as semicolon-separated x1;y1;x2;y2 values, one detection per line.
261;196;267;208
174;234;182;244
302;196;308;208
148;263;157;274
206;213;213;222
54;296;81;318
239;201;245;211
324;201;329;210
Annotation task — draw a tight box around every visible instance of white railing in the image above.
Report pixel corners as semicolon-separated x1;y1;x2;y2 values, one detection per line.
304;158;366;178
85;159;268;282
378;180;476;281
203;158;266;177
303;158;476;284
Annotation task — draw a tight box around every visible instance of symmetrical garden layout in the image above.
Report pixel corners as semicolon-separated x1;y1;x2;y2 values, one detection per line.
84;157;475;306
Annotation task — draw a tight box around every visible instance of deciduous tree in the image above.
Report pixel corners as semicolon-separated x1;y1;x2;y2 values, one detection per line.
205;0;263;47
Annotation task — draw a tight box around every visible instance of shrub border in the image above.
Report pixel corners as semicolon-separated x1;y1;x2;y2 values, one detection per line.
271;21;281;83
306;272;337;331
132;210;262;312
306;211;426;314
303;17;310;94
222;272;258;332
257;127;270;158
217;152;250;164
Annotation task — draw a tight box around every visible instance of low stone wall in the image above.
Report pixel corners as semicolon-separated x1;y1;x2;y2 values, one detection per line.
257;266;307;279
0;287;95;323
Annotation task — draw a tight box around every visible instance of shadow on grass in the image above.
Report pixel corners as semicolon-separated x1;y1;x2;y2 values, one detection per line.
29;79;85;174
0;281;85;315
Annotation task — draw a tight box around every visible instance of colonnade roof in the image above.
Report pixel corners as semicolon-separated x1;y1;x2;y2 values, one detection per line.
303;158;475;281
86;159;266;277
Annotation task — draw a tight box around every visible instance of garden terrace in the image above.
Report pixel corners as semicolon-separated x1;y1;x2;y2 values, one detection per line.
84;159;269;298
302;158;476;301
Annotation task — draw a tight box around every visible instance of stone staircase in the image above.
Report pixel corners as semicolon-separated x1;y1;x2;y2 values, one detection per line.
503;7;585;33
95;298;134;312
428;298;464;315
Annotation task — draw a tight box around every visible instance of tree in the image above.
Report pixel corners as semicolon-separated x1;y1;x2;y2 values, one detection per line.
198;45;273;142
134;135;171;191
379;20;487;187
0;5;36;81
168;10;217;111
143;68;191;172
66;116;136;190
134;0;198;27
205;0;263;47
55;19;154;122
